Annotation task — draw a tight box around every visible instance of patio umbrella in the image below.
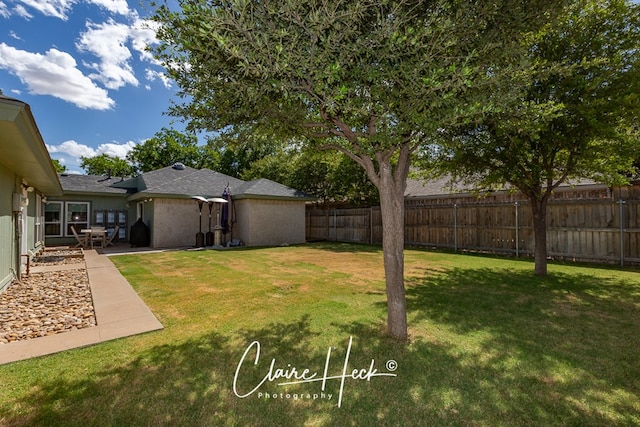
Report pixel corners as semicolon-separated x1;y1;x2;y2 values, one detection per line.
220;184;232;235
191;196;207;247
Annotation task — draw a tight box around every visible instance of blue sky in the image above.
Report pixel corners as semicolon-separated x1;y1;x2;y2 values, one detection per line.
0;0;182;173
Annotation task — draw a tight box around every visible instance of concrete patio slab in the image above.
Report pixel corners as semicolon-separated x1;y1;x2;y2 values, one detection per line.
0;249;163;365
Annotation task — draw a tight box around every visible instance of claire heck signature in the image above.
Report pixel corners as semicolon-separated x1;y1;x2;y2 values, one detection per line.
233;336;397;408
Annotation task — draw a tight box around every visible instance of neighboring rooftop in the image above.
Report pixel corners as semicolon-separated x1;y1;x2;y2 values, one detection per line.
405;176;605;198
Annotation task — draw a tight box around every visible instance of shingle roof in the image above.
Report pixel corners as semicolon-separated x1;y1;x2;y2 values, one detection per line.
130;165;245;198
405;176;473;198
58;174;131;195
234;178;314;199
405;176;604;198
59;164;314;201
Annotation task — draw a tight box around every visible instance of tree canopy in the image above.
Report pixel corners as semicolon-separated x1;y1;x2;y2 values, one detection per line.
151;0;567;339
80;153;134;177
432;0;640;275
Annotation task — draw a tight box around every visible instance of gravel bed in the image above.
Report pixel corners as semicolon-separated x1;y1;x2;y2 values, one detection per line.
32;249;85;266
0;267;97;344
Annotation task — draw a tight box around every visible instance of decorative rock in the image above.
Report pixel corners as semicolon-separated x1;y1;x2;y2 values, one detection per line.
0;261;96;344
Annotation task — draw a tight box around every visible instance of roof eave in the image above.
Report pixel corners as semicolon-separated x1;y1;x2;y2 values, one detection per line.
0;97;63;196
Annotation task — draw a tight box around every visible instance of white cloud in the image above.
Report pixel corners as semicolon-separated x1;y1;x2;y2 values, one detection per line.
13;4;32;19
74;15;168;93
47;140;97;158
12;0;130;19
96;140;137;158
145;68;171;89
88;0;130;16
0;1;9;18
77;19;138;89
47;139;137;160
17;0;75;20
0;42;115;110
129;16;159;63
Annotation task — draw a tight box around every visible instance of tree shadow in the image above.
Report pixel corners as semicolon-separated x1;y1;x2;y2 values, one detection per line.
404;267;640;423
303;241;383;254
5;291;640;427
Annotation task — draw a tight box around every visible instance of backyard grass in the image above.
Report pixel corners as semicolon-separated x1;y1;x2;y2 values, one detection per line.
1;242;639;426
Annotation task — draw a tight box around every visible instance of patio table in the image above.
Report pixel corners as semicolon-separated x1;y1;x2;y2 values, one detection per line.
81;228;107;248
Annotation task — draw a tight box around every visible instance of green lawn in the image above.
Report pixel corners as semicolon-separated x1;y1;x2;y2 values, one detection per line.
1;243;639;426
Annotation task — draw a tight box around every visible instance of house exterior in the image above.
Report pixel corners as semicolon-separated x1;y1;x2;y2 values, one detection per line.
0;95;63;291
46;164;315;248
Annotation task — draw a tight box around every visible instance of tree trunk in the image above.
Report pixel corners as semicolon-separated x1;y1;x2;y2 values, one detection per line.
377;161;408;341
530;197;549;276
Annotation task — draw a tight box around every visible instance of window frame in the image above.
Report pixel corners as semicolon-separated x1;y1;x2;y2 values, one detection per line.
44;201;63;237
64;201;90;237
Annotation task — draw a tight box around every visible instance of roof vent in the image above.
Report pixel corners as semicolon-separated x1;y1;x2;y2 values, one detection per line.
172;162;186;170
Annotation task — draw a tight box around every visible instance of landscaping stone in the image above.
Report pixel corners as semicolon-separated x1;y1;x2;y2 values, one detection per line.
0;266;96;344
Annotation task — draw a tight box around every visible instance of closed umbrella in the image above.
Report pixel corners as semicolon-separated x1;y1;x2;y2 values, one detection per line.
221;186;235;242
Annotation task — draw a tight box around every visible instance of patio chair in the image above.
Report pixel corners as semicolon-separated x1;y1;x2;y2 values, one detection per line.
90;226;106;248
104;225;120;247
70;226;86;248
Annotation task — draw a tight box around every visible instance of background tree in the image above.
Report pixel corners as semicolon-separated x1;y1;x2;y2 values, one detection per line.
432;0;640;276
204;128;283;178
127;127;214;173
80;153;134;177
51;159;66;173
152;0;564;340
243;146;379;206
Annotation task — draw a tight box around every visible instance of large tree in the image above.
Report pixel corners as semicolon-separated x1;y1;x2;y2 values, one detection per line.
152;0;564;340
80;153;134;177
433;0;640;276
244;147;379;206
127;127;214;173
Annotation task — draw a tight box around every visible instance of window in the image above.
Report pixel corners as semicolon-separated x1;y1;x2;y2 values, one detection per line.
45;201;63;237
65;202;89;236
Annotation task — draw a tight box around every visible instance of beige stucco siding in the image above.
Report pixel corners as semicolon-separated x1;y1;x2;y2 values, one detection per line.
233;199;305;247
151;198;202;248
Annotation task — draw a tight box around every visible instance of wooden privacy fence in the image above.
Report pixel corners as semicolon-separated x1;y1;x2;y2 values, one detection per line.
306;198;640;266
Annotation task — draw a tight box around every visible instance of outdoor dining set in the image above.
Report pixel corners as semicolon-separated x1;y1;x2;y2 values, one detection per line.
70;226;119;249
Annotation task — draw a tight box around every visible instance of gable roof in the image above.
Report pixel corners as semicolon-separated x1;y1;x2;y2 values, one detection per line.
59;163;314;201
126;165;245;200
0;95;62;195
234;178;312;200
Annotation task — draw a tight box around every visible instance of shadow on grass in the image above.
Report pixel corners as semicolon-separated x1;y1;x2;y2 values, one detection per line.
4;268;640;426
405;267;640;423
303;241;383;254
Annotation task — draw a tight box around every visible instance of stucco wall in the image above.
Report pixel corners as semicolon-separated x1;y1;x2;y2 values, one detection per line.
233;199;306;247
151;198;202;248
148;197;306;248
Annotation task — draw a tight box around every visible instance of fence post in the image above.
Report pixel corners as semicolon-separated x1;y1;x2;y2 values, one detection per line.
515;201;519;257
454;203;458;252
618;199;626;267
333;209;337;241
370;207;373;244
